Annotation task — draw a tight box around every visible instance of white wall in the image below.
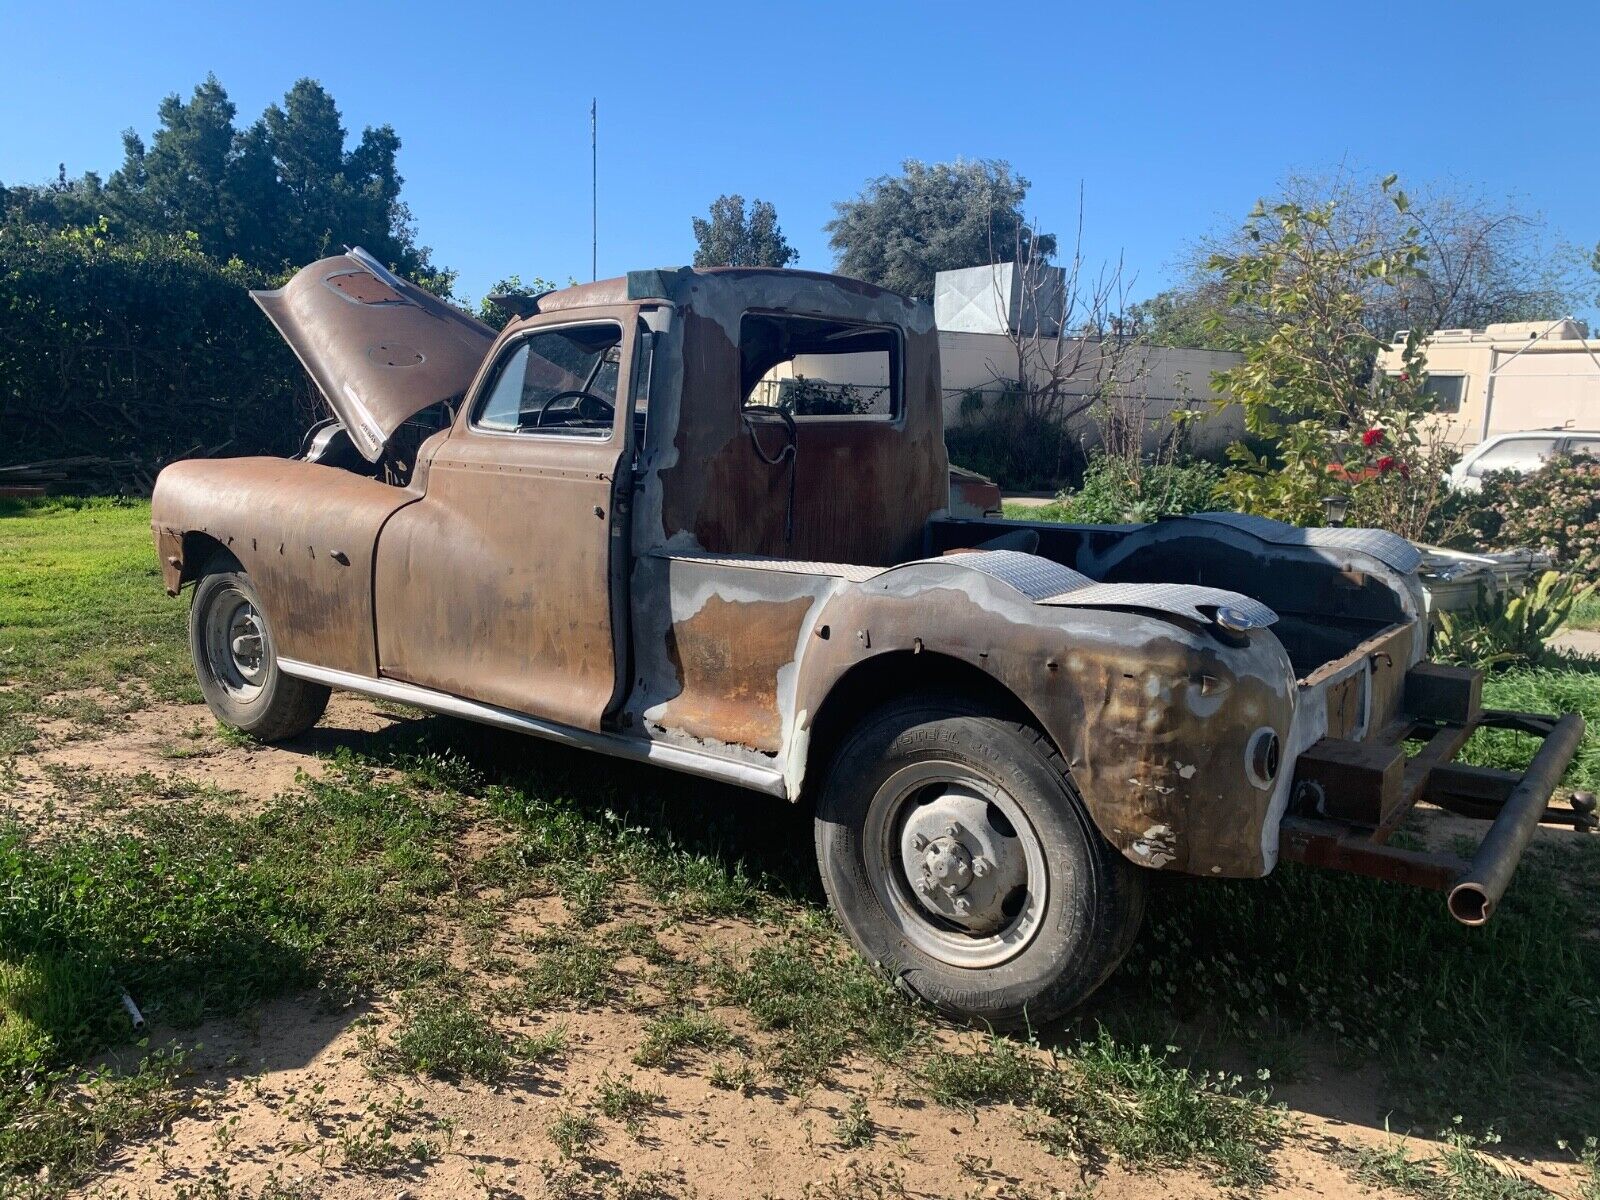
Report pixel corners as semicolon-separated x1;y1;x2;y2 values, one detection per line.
937;331;1244;458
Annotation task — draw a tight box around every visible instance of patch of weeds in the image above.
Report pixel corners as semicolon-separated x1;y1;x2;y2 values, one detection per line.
214;722;252;748
712;931;921;1086
521;927;617;1009
1070;1029;1279;1188
797;1160;910;1199
1339;1134;1437;1194
517;1021;570;1063
633;1008;732;1068
1341;1124;1547;1200
0;951;120;1072
1109;825;1600;1138
1563;1136;1600;1200
1437;1125;1546;1200
708;1055;759;1095
596;1071;664;1135
923;1035;1057;1110
379;996;512;1084
609;920;676;967
0;1043;195;1193
336;1090;440;1171
560;864;617;927
834;1096;875;1149
547;1110;600;1160
925;1030;1278;1187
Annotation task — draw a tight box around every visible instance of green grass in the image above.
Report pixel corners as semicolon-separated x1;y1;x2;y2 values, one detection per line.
0;497;190;701
632;1008;733;1068
1465;663;1600;791
1570;593;1600;631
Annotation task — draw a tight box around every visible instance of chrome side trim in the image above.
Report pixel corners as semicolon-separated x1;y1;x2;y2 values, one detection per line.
277;659;789;798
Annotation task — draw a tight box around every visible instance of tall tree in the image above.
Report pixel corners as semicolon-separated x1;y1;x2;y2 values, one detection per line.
108;74;236;255
826;159;1054;300
691;195;797;268
19;75;437;278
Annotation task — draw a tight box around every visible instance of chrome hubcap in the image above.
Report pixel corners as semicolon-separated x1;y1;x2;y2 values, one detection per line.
203;589;267;701
229;607;265;683
867;763;1048;969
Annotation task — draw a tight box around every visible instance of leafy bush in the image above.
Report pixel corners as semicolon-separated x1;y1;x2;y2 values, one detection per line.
1046;454;1221;524
1434;571;1595;669
0;219;315;487
1461;457;1600;575
945;384;1084;493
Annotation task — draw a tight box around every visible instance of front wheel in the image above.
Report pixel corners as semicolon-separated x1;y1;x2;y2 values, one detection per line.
189;563;329;741
814;695;1145;1028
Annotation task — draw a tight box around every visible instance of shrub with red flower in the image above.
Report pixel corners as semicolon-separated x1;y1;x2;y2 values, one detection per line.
1362;426;1385;447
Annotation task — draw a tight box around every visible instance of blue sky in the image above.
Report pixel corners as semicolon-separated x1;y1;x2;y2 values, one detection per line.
3;0;1595;311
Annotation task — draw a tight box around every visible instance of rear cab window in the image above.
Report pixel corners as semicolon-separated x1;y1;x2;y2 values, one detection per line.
739;312;901;420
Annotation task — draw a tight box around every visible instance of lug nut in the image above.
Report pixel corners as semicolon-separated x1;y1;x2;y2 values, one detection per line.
945;824;960;839
971;858;990;878
953;897;972;915
911;833;929;851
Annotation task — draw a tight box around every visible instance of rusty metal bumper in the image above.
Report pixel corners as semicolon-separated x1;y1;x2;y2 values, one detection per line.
1279;700;1590;926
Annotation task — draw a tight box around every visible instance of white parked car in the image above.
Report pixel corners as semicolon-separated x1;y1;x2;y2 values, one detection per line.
1448;429;1600;491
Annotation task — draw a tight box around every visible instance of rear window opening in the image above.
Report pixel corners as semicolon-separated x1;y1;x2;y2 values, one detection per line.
740;312;901;420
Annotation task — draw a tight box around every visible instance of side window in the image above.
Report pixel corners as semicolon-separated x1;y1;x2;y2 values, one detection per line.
1564;437;1600;459
1469;437;1557;476
473;323;621;436
1422;374;1465;414
739;312;900;420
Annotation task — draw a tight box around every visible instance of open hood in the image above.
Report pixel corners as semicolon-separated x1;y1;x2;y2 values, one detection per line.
252;248;496;462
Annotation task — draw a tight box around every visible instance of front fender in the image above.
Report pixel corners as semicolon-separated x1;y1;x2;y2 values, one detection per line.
790;558;1298;879
151;457;419;676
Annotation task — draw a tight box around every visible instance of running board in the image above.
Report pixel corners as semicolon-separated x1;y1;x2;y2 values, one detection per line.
276;659;789;798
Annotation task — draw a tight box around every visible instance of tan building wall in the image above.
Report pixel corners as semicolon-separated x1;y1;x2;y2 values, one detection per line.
1378;320;1600;450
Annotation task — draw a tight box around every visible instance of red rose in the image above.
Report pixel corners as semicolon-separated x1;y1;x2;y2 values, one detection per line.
1399;372;1410;382
1377;455;1397;473
1362;426;1384;447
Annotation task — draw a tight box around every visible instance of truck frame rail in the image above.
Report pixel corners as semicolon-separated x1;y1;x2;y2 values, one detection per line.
1280;701;1590;924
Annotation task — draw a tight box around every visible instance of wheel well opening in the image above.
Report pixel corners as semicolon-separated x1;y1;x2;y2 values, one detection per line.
798;651;1048;808
181;532;238;585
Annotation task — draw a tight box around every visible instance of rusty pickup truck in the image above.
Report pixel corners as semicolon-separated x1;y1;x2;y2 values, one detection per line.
151;251;1589;1027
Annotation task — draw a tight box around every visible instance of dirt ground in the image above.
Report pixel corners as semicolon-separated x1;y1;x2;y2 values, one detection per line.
6;695;1591;1200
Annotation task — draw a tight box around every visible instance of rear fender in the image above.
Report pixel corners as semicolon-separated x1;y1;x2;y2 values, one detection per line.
789;558;1298;878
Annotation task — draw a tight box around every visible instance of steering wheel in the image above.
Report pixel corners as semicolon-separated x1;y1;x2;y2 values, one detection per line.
534;389;615;427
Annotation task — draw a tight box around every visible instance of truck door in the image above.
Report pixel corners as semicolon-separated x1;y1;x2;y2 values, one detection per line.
371;309;639;730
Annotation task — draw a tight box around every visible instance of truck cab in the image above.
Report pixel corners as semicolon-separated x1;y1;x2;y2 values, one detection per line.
152;253;1586;1028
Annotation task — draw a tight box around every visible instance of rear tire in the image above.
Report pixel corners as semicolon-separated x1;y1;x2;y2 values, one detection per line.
189;563;329;741
814;694;1144;1029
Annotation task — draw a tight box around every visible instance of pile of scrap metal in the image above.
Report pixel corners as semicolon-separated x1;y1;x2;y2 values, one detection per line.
1415;545;1555;615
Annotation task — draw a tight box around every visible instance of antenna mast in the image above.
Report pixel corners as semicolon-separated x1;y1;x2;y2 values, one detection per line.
590;98;597;282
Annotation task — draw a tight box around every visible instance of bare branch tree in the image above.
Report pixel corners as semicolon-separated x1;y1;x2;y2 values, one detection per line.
974;189;1144;479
